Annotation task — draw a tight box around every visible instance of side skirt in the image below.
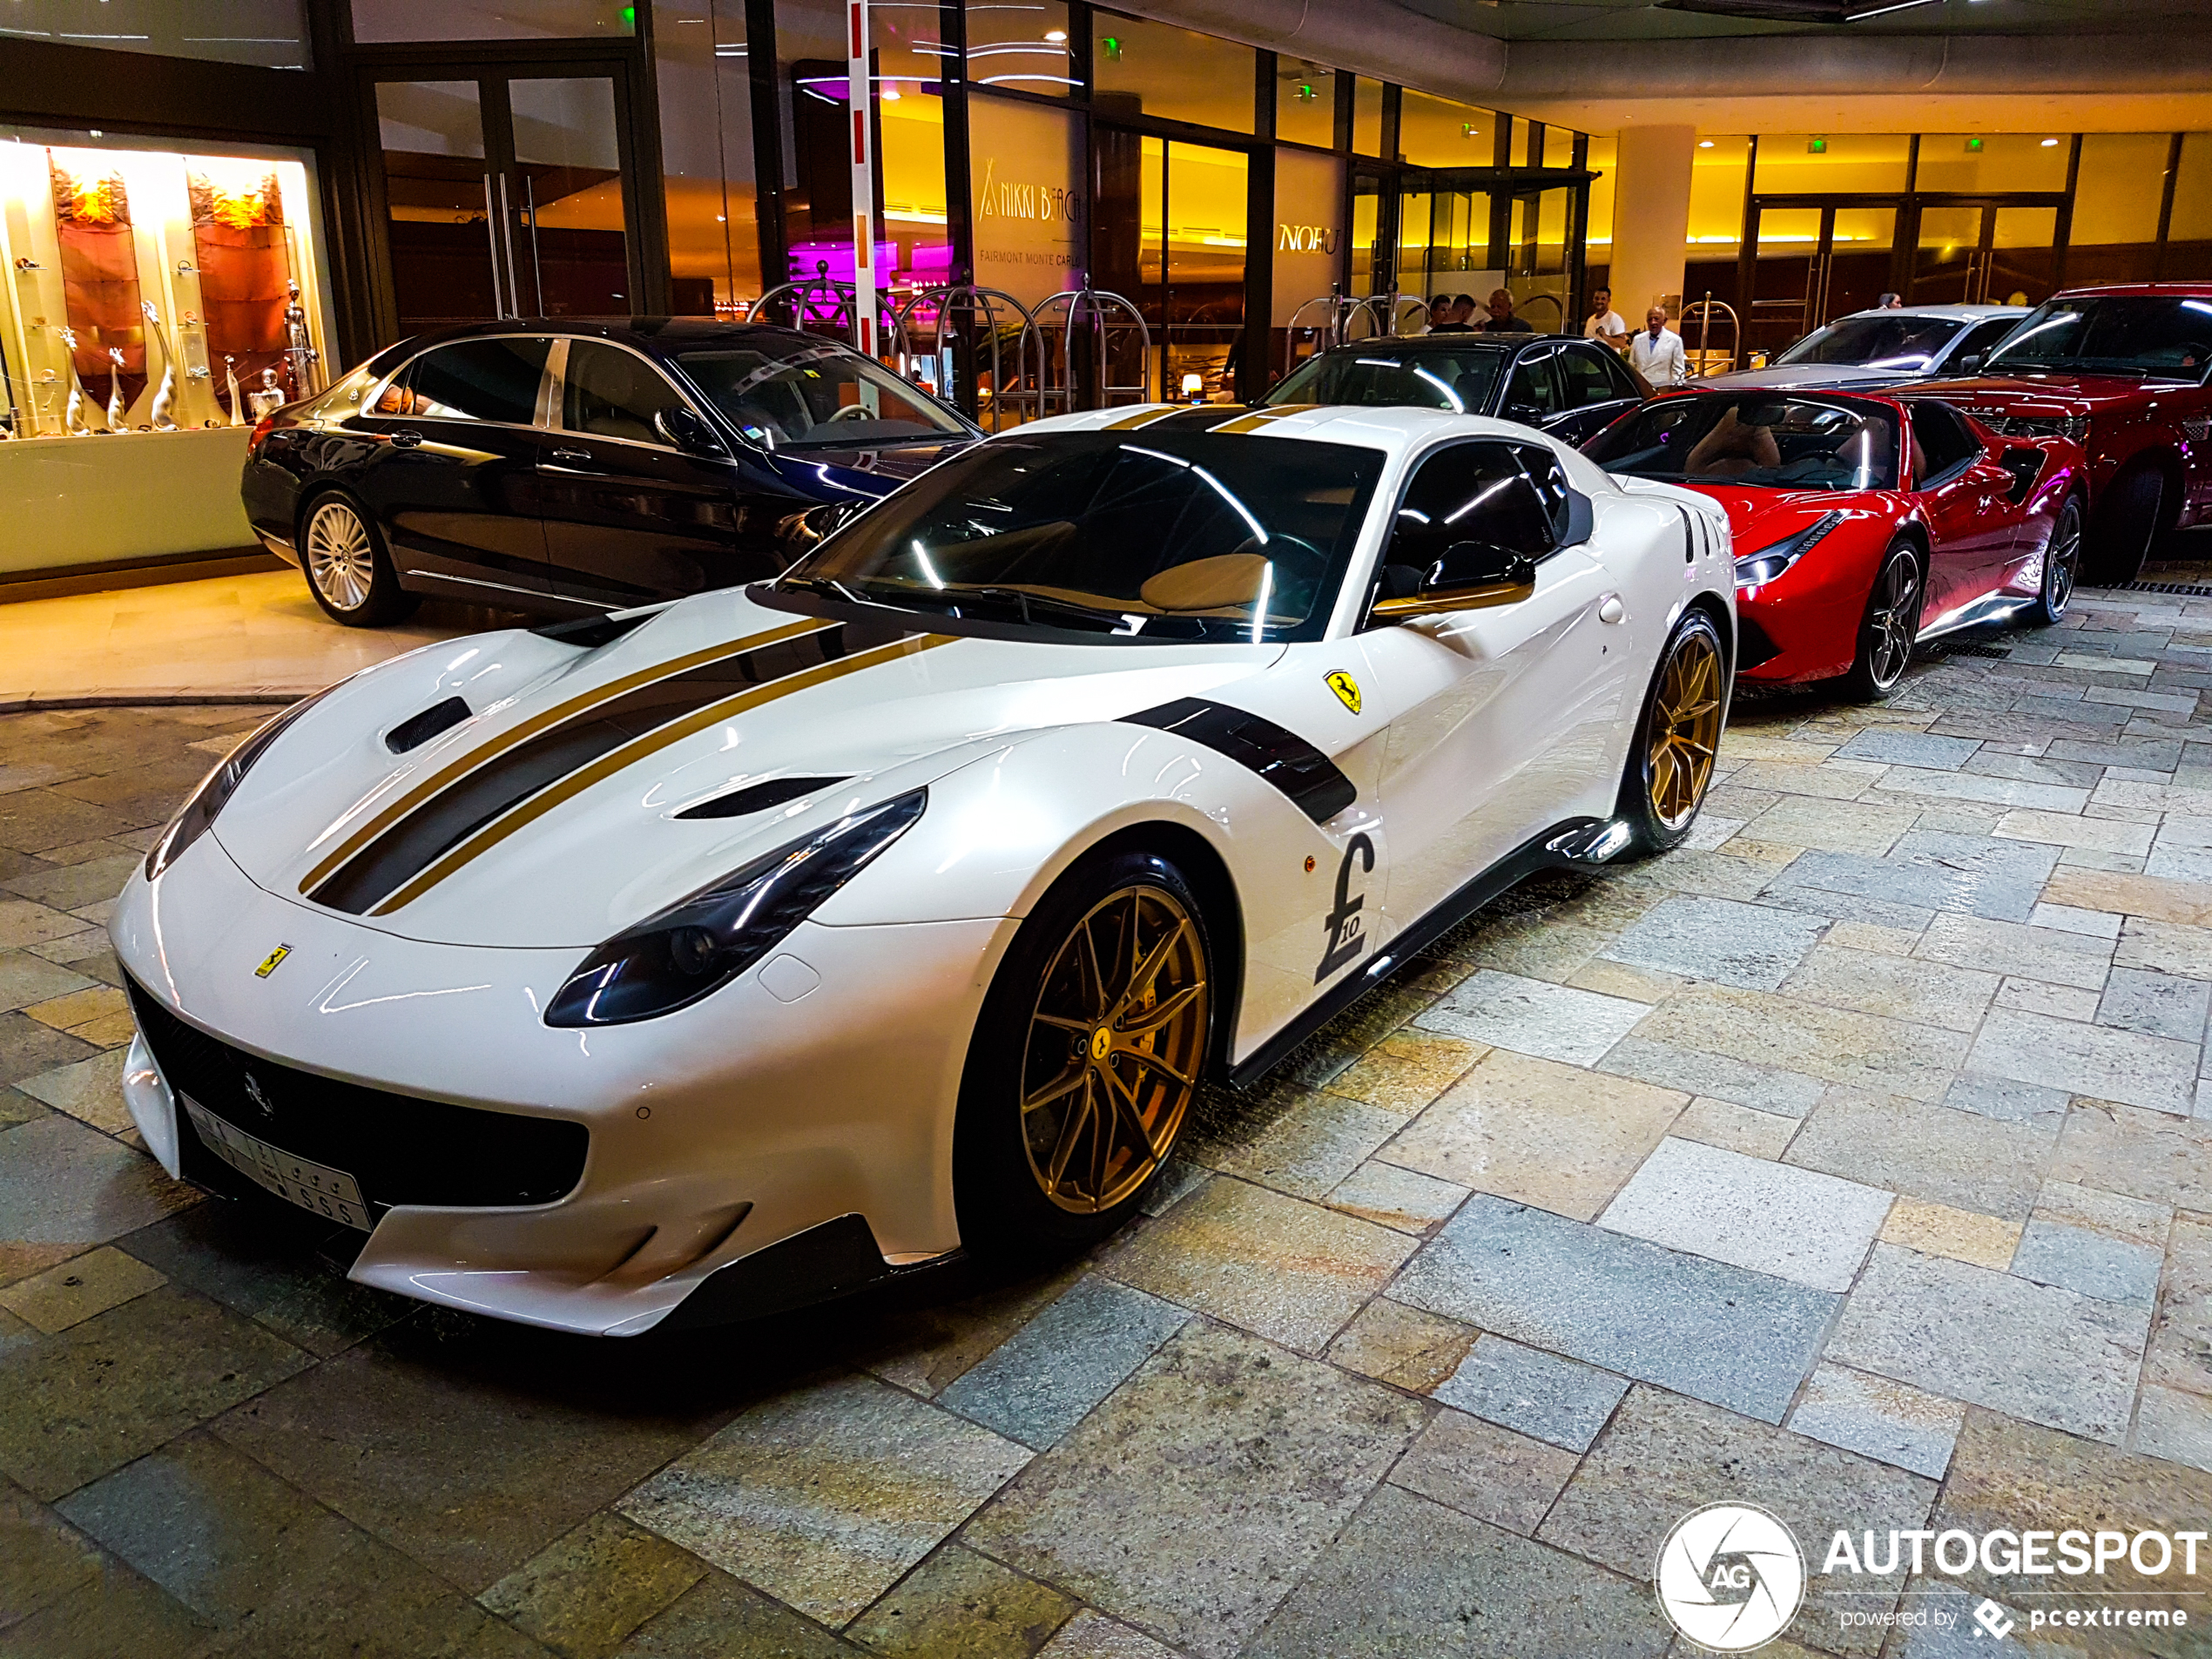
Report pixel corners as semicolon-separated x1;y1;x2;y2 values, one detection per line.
1225;816;1605;1091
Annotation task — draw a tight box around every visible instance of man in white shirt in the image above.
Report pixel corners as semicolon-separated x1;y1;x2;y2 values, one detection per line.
1584;287;1626;341
1629;306;1689;386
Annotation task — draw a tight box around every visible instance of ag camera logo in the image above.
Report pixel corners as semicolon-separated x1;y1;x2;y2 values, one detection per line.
1657;1503;1806;1651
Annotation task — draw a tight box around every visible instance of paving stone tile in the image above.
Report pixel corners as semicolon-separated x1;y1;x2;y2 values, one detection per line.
1968;1006;2198;1116
2130;1384;2212;1475
0;1244;164;1333
1743;795;1921;856
610;1571;852;1658
1101;1177;1413;1354
1325;1158;1467;1234
1911;912;2113;989
2051;1100;2212;1211
1134;1157;1208;1219
967;1321;1425;1659
0;1554;213;1656
1768;830;2060;925
223;1318;736;1595
1392;1195;1835;1424
1993;974;2102;1020
2030;900;2126;939
1837;729;1982;770
474;1511;706;1659
0;1287;307;1501
1878;1197;2023;1270
1318;1028;1485;1116
0;952;95;1016
0;855;139;915
1457;913;1613;982
0;1477;105;1631
0;1011;98;1090
1386;1407;1579;1538
1598;1136;1892;1291
1827;1244;2149;1443
858;1261;1092;1400
0;899;91;952
1433;1334;1628;1452
1993;807;2155;855
13;1049;128;1134
1324;1298;1477;1393
1596;895;1825;991
2044;867;2212;927
1731;757;1889;798
1382;1049;1686;1222
1245;1485;1673;1659
2146;843;2212;883
1199;1093;1403;1202
2115;917;2212;980
1412;969;1648;1068
845;1543;1076;1659
1598;1034;1827;1118
2144;1213;2212;1399
1941;1072;2073;1126
1631;985;1966;1103
1538;1387;1935;1658
1875;767;2089;811
1663;1096;1800;1160
1781;941;1998;1033
1785;1363;1965;1480
1681;812;1747;850
1564;957;1688;1002
620;1372;1027;1630
936;1277;1189;1450
1968;752;2105;788
1034;1609;1181;1659
1784;1089;2055;1223
1825;919;1925;956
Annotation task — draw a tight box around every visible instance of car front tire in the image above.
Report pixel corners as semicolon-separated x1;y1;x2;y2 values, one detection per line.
1841;540;1922;703
1618;608;1728;857
953;847;1213;1256
2027;494;2084;627
300;492;417;627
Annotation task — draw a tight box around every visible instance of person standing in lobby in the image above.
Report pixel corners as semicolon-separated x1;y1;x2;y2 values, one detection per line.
1428;294;1477;333
1630;305;1689;385
1585;287;1627;342
1482;289;1535;334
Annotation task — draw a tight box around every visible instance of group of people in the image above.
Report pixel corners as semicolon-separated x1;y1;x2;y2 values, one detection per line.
1582;285;1691;387
1425;289;1536;334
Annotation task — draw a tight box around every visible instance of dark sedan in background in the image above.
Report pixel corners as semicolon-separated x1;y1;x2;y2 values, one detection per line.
1260;333;1650;444
242;320;981;625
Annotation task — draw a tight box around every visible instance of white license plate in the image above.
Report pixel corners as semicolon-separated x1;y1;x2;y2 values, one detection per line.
182;1095;374;1231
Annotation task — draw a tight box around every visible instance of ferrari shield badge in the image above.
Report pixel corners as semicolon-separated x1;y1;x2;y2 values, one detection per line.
1325;671;1361;714
255;944;292;979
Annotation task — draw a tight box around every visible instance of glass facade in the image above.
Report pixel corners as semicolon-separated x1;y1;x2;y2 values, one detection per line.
0;0;307;69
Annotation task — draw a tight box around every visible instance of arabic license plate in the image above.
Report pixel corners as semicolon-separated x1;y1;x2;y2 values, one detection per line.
182;1095;374;1231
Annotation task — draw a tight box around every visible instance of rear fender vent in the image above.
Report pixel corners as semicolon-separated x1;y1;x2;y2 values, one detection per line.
385;696;470;754
677;775;853;820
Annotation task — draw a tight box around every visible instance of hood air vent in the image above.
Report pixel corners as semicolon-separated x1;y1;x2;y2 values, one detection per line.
678;776;853;820
385;697;471;754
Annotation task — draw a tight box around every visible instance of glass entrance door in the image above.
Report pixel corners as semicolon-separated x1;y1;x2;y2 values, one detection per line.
374;70;634;334
1745;201;1898;357
1096;132;1248;401
1912;202;2062;307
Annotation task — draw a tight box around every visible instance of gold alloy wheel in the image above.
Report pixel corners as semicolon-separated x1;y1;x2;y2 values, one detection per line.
1020;886;1208;1214
1646;626;1723;829
306;500;377;612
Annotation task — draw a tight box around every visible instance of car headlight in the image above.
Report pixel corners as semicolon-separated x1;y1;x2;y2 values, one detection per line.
145;688;333;880
1734;509;1845;590
543;789;927;1028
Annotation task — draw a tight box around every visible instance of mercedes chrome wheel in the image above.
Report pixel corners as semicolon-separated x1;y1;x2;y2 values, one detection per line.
1617;609;1728;856
299;493;415;627
955;849;1214;1250
1844;542;1921;702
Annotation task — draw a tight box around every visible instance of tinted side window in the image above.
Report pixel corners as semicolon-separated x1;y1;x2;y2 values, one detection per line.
1910;400;1981;485
1503;350;1561;416
1393;441;1564;571
406;338;550;424
563;341;688;444
1952;316;2019;365
1558;347;1628;408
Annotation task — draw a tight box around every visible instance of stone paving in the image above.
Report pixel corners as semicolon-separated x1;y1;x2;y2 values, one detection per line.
11;581;2212;1654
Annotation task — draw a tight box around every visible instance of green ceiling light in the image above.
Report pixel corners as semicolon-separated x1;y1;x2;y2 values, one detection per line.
1298;83;1317;101
1807;136;1827;154
1965;136;1985;152
620;3;635;24
1103;35;1121;59
1461;123;1477;138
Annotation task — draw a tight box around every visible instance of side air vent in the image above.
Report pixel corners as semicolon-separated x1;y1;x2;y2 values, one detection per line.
534;609;660;649
385;696;470;754
677;775;853;819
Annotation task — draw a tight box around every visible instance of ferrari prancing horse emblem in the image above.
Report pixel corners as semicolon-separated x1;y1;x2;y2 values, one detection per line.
1325;671;1361;714
255;944;292;979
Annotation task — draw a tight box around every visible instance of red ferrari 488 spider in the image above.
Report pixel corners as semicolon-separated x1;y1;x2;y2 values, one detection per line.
1584;389;2086;699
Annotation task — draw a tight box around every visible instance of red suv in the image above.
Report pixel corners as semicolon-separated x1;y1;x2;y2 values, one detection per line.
1918;284;2212;582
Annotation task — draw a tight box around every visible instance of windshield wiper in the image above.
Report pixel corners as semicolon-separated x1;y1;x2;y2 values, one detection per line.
930;585;1133;632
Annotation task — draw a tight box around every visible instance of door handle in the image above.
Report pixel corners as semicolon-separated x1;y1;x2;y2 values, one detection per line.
389;428;422;449
550;448;592;465
1598;595;1626;624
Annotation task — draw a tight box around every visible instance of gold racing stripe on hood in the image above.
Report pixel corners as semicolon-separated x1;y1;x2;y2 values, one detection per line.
1209;404;1321;434
1102;406;1197;430
366;631;958;915
299;617;836;896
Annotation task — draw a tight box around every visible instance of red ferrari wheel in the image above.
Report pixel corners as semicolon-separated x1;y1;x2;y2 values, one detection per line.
2029;495;2083;627
1842;542;1921;702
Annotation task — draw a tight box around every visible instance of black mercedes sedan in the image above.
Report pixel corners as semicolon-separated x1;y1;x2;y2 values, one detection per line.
241;319;981;625
1261;333;1649;444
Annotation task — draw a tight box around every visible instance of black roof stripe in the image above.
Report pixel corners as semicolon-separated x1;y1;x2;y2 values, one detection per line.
1123;698;1356;825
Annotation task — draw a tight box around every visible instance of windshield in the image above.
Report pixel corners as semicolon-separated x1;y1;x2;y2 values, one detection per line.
779;429;1386;642
674;342;971;448
1984;295;2212;380
1586;395;1899;491
1264;347;1508;413
1777;314;1965;371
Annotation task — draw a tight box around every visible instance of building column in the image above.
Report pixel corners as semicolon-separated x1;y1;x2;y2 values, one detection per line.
1608;125;1696;323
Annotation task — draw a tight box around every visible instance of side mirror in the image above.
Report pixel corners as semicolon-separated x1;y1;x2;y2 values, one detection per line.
656;406;728;456
1954;351;1985;374
1504;402;1546;427
1372;541;1537;620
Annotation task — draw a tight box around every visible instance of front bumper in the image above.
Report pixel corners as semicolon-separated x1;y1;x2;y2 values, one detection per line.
111;833;1013;1335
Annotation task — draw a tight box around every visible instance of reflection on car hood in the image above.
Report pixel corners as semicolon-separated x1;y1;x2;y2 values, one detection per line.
208;590;1278;949
1675;485;1892;554
1702;365;1909;390
1915;373;2172;414
761;437;974;499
